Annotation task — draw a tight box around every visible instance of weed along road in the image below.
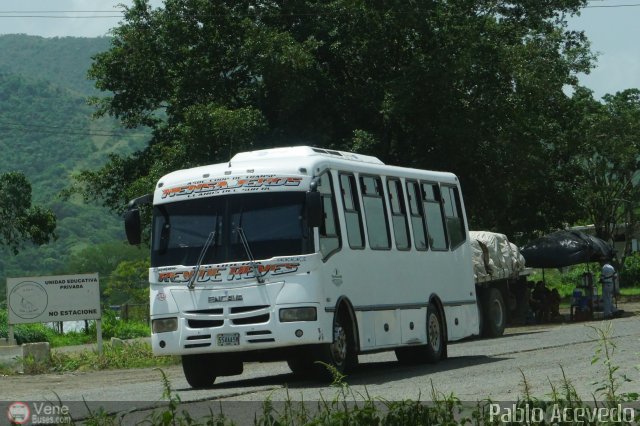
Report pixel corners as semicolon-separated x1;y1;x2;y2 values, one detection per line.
2;314;639;421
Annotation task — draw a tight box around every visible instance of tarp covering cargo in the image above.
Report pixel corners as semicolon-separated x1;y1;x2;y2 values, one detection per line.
520;230;614;268
470;231;526;282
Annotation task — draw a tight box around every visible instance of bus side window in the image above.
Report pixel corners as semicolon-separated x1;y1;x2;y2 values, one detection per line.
360;175;391;250
442;186;466;249
317;172;341;259
422;183;448;250
339;173;365;249
387;178;410;250
406;181;427;250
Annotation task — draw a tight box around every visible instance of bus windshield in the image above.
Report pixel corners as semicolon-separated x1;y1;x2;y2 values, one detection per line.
151;192;313;268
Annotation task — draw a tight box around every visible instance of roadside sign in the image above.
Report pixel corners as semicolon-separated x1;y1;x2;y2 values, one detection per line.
7;273;101;325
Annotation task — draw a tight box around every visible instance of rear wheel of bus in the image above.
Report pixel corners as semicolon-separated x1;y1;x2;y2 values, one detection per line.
395;302;445;364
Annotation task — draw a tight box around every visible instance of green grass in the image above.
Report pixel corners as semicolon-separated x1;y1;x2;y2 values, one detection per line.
1;340;179;375
75;324;638;425
21;341;179;374
620;287;640;297
0;308;150;347
530;266;640;299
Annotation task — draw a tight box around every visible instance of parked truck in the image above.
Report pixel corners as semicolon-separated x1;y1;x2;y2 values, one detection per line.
470;231;531;337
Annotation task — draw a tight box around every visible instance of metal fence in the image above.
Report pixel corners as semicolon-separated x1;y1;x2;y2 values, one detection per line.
109;303;149;322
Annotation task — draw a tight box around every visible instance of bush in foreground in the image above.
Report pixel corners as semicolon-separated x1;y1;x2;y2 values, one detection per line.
73;324;638;425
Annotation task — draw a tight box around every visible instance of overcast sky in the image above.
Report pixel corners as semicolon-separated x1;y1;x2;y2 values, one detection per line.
0;0;638;100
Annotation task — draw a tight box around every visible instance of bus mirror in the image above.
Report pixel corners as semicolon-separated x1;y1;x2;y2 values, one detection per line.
124;208;142;245
306;191;323;228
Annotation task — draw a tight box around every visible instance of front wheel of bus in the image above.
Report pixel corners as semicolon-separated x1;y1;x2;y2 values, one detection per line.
181;354;217;388
287;355;315;377
315;312;357;379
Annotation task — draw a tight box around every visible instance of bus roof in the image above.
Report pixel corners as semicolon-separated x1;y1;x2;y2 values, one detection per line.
157;146;458;190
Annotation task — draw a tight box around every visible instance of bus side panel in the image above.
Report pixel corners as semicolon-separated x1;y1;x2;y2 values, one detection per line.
374;310;401;347
356;311;377;350
444;304;479;341
400;308;427;344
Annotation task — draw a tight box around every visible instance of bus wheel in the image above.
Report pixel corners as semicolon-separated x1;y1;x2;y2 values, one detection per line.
395;347;421;364
315;312;357;379
481;288;506;337
287;353;315;377
425;302;445;363
395;302;445;365
182;354;217;388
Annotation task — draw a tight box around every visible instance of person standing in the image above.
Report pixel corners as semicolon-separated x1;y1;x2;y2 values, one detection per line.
600;258;617;319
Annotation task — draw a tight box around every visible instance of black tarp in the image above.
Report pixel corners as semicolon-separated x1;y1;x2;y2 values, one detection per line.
521;230;614;268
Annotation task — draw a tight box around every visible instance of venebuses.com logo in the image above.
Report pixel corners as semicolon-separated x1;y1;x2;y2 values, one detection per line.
6;401;72;424
6;402;30;424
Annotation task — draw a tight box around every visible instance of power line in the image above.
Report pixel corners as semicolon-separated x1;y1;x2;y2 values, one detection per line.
0;4;638;18
0;121;149;138
0;15;122;19
585;3;640;7
0;119;148;136
0;11;121;13
0;125;141;138
0;9;124;18
0;117;149;134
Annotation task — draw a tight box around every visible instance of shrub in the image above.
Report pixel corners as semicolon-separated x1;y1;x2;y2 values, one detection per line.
620;252;640;287
0;309;51;345
1;308;148;347
88;309;149;340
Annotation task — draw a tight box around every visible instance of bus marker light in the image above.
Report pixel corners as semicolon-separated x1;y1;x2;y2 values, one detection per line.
279;307;317;322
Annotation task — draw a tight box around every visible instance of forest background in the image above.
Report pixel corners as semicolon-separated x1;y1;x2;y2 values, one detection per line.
1;0;640;306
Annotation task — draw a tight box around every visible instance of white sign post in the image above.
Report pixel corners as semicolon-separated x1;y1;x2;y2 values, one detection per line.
6;273;103;353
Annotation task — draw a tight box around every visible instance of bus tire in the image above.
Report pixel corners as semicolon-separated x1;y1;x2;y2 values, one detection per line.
395;346;420;364
425;302;445;363
395;302;445;364
314;311;357;380
287;354;315;377
481;287;506;337
182;354;217;388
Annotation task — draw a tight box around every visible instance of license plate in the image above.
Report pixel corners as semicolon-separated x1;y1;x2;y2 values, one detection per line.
216;333;240;346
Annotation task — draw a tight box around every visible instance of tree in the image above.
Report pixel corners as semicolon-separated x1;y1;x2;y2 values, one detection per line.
569;88;640;254
77;0;594;238
0;172;56;254
64;241;148;302
105;259;149;305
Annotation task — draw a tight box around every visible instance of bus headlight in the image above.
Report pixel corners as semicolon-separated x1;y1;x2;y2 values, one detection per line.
279;307;317;322
152;317;178;333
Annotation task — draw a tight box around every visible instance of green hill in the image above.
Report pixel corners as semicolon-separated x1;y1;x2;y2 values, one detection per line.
0;35;148;301
0;35;111;96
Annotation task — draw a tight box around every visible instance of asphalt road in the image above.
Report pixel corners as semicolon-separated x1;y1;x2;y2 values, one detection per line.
1;311;639;423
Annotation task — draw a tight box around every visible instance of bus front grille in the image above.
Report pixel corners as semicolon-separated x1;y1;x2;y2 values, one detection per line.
186;334;211;340
184;342;211;349
230;305;269;314
247;338;275;344
231;313;270;325
188;319;224;328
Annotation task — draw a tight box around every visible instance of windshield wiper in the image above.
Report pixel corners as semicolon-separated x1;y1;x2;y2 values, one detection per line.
188;231;216;290
236;226;265;284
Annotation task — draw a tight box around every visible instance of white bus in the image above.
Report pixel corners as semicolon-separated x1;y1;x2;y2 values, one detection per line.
124;146;480;388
